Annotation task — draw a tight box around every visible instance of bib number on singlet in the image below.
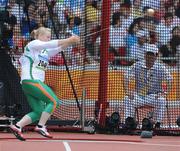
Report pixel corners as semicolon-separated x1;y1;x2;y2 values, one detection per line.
37;60;48;70
36;49;49;71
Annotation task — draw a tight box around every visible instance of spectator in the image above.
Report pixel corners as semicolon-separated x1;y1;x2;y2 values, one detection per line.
53;1;67;32
170;26;180;56
174;0;180;18
144;19;158;44
164;3;180;26
176;44;180;102
110;12;127;49
141;6;159;28
0;0;8;10
109;12;127;64
129;29;149;61
132;0;142;18
133;17;145;30
0;6;17;49
156;13;174;56
21;3;39;41
111;0;121;14
64;0;85;13
125;20;139;56
160;26;180;65
140;0;161;12
82;1;101;58
124;43;172;128
66;15;82;36
143;7;159;24
13;25;26;53
8;0;24;24
34;1;49;27
120;3;134;31
176;45;180;67
86;0;101;31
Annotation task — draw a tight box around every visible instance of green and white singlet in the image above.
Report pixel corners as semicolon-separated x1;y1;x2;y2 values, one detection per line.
19;39;61;82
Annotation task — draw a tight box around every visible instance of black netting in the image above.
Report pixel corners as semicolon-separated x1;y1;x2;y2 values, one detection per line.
0;0;179;134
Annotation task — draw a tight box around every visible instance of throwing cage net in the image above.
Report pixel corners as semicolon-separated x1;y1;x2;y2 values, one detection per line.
0;0;180;135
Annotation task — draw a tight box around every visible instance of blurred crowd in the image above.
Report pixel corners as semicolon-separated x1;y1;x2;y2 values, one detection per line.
108;0;180;66
0;0;179;66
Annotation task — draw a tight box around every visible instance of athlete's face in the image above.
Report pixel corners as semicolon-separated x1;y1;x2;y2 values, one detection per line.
39;32;51;41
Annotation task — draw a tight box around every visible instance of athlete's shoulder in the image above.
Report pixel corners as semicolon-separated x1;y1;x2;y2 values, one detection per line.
27;39;44;51
27;39;40;46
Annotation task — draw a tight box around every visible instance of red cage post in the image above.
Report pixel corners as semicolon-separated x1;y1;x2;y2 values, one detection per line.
98;0;111;127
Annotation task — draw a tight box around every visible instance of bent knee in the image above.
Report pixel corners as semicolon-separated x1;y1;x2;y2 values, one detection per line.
45;101;57;113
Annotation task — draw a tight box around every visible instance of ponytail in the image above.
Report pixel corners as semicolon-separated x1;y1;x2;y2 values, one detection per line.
30;27;51;39
31;29;38;39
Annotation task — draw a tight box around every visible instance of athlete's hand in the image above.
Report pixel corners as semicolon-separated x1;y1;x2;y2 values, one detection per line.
58;35;80;50
71;35;80;44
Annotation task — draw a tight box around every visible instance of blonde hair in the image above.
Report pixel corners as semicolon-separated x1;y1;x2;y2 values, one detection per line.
31;27;51;39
